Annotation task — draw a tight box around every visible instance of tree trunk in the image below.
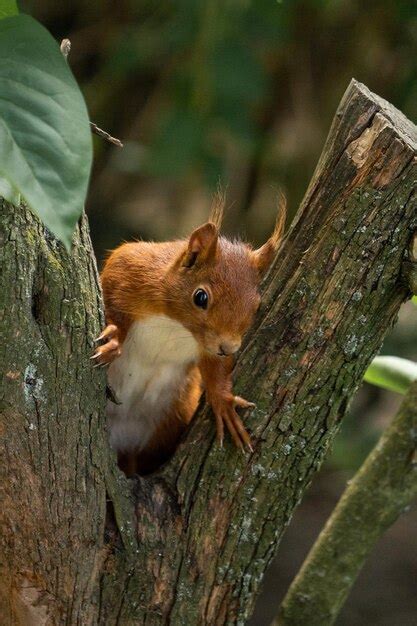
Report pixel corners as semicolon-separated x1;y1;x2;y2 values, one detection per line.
0;207;110;623
1;79;417;625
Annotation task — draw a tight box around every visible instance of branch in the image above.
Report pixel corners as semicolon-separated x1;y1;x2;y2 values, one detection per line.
60;38;123;148
89;122;123;148
274;379;417;626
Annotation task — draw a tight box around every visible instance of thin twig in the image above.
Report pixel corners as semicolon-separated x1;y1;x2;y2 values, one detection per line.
89;123;123;148
60;38;123;148
60;38;71;59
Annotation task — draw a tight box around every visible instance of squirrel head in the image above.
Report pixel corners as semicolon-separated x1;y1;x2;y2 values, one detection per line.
165;195;286;357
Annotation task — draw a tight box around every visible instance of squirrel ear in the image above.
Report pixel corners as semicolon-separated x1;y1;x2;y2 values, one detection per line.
252;192;286;275
182;222;218;268
252;240;277;275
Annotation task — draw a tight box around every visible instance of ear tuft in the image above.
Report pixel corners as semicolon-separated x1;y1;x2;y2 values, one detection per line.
208;186;226;229
253;191;286;274
182;222;218;268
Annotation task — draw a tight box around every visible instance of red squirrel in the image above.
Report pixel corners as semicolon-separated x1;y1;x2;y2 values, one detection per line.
94;194;286;475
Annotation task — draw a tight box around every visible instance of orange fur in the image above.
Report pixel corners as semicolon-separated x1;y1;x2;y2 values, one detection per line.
252;191;287;273
98;195;286;475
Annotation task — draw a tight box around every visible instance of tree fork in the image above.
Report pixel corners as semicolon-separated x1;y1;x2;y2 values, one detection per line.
1;80;417;625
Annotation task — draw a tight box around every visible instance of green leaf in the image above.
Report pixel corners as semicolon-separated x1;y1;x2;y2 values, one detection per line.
0;176;20;204
0;15;92;249
0;0;18;19
412;295;417;306
364;356;417;394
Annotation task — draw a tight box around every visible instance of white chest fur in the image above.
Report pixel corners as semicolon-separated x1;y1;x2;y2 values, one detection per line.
106;315;200;452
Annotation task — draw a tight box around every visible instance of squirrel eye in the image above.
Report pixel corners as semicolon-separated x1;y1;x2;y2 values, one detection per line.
193;288;209;309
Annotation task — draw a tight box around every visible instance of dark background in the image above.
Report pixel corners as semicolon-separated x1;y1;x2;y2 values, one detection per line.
22;1;417;623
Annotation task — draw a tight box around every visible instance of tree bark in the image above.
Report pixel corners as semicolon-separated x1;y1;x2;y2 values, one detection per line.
0;206;109;623
1;79;417;625
274;379;417;626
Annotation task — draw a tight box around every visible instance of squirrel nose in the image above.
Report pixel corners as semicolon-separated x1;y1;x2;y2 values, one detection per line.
218;339;241;356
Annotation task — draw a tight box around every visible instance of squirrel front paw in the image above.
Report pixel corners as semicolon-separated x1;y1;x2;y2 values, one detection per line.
210;394;255;452
91;324;121;366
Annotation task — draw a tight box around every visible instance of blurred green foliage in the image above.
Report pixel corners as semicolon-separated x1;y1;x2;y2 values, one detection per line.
0;0;18;18
364;356;417;395
23;0;417;254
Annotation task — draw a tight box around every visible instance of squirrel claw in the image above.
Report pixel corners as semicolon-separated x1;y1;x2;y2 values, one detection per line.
234;396;256;410
95;324;118;343
92;326;121;366
212;394;253;452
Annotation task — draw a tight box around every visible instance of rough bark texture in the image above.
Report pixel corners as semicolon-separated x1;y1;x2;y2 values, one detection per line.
0;208;109;624
274;379;417;626
1;80;417;625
